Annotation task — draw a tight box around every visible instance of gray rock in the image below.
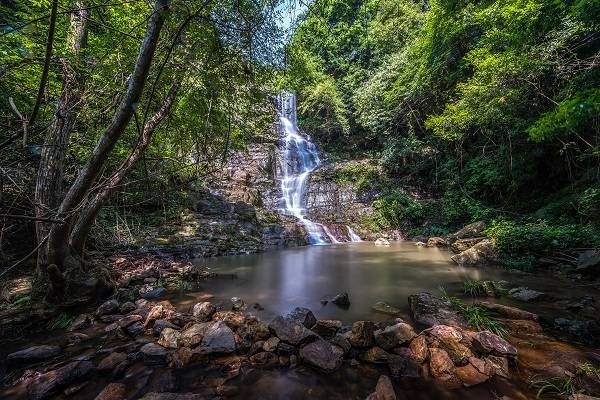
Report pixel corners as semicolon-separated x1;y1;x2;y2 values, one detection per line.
269;315;317;345
508;287;544;302
408;292;468;328
312;320;342;338
374;323;417;350
287;307;317;328
140;343;168;364
198;321;236;354
231;297;246;311
329;334;351;353
96;299;119;316
153;319;179;336
388;351;420;378
7;345;61;366
276;342;297;356
299;339;343;373
124;322;144;337
576;250;600;277
450;239;498;267
448;221;486;242
120;301;136;314
179;323;210;348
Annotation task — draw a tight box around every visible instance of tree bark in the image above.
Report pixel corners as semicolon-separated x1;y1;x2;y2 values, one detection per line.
69;82;180;254
45;0;171;269
35;1;89;267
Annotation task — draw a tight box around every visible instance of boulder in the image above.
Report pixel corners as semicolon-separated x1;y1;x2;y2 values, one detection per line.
27;360;93;400
576;250;600;277
198;321;236;354
276;342;297;356
451;238;485;254
426;237;447;248
69;314;93;331
287;307;317;328
140;343;168;365
472;331;517;357
372;302;402;317
7;345;61;366
375;238;391;246
269;315;317;345
299;339;343;373
374;323;417;350
192;302;216;321
139;394;206;400
508;287;544;302
409;336;428;363
329;334;352;353
408;292;467;328
429;348;461;388
347;320;375;347
96;300;119;316
120;302;136;314
455;364;489;387
94;383;127;400
312;320;342;338
484;355;509;378
179;323;210;348
331;292;350;308
158;328;181;349
450;239;498;267
124;322;144;337
367;375;397;400
429;325;473;364
448;221;486;242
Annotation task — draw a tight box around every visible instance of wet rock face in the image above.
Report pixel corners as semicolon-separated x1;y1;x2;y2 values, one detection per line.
426;237;447;248
408;292;468;328
331;292;351;308
299;339;343;373
140;343;168;364
374;323;417;350
287;307;317;328
7;345;61;366
472;331;517;357
312;320;342;338
199;321;236;354
268;315;317;346
96;299;120;316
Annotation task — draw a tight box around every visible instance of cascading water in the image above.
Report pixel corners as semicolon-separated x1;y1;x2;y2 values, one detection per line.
278;92;338;244
347;226;362;242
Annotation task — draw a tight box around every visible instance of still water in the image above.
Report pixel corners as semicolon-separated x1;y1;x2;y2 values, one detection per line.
182;242;510;323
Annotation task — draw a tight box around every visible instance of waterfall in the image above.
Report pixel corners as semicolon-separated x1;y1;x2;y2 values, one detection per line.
347;226;362;242
278;92;338;245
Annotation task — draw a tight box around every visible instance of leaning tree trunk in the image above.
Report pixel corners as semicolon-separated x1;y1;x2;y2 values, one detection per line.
69;82;181;254
41;0;171;300
35;2;89;269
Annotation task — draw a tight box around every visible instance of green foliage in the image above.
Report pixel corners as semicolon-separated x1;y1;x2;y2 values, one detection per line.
529;375;576;399
47;313;74;331
330;162;379;191
440;288;508;338
463;279;506;297
371;192;425;230
577;362;600;381
485;219;600;256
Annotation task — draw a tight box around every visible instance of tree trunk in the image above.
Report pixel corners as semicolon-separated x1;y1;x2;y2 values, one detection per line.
45;0;171;270
35;2;89;268
69;82;181;254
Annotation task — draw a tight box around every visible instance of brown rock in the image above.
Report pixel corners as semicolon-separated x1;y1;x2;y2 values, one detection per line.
179;323;210;348
455;364;489;387
429;325;473;365
484;355;509;378
451;238;484;254
476;301;538;321
372;375;397;400
299;339;344;373
249;352;279;368
429;348;455;377
158;327;180;349
27;360;94;400
409;336;428;363
94;383;126;400
498;318;544;335
472;331;517;357
374;323;417;350
426;237;447;248
361;346;389;364
192;302;216;322
451;239;498;267
263;337;280;352
312;320;342;338
212;311;245;329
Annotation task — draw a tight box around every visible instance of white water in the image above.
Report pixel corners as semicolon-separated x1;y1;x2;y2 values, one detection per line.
278;92;338;244
347;226;362;242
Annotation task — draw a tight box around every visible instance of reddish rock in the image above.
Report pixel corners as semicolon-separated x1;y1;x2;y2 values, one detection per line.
429;348;455;377
27;360;94;400
455;364;489;387
374;323;417;350
473;331;517;357
369;375;397;400
484;355;509;378
94;383;126;400
409;336;428;363
300;339;343;373
158;327;180;349
212;311;245;329
249;351;279;368
192;302;216;322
